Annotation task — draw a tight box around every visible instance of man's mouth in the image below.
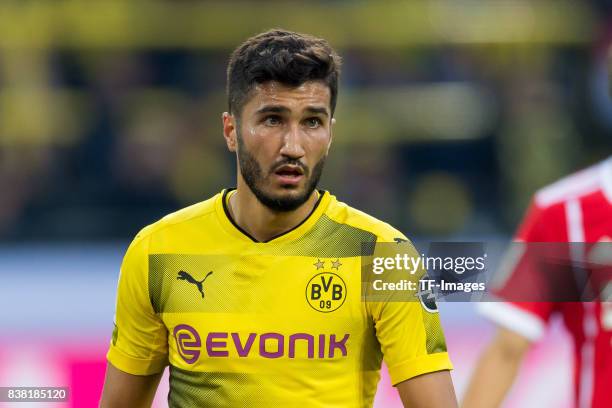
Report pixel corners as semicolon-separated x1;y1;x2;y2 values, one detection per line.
273;164;305;185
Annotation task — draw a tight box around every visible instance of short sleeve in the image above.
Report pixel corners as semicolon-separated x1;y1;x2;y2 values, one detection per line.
106;230;169;375
481;199;566;341
367;237;453;386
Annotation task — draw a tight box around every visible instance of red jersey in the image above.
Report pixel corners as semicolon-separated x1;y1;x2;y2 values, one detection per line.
480;157;612;408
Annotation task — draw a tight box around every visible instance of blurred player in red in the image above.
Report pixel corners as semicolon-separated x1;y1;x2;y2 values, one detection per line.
463;156;612;408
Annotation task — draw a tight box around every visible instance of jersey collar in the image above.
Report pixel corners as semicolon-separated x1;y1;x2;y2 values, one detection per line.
215;188;330;244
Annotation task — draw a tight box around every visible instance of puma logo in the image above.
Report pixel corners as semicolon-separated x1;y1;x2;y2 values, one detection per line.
394;237;408;244
177;270;213;299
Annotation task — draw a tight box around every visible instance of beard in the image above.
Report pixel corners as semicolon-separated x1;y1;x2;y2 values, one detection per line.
237;130;326;212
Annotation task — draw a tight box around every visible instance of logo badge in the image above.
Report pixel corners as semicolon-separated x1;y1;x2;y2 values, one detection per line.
306;271;347;313
177;270;213;299
415;283;439;313
173;324;201;364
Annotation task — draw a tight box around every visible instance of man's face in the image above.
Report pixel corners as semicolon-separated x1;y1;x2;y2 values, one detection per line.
229;80;333;212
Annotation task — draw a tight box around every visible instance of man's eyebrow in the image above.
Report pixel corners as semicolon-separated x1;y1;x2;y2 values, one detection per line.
305;106;330;117
254;105;329;117
255;105;290;115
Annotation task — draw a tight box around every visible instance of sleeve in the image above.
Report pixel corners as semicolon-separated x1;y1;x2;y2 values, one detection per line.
106;229;169;375
479;199;562;341
367;236;453;386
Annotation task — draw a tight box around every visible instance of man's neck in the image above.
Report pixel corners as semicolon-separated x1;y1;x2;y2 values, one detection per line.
228;185;320;242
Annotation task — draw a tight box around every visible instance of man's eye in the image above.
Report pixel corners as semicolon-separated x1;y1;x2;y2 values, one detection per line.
264;116;281;126
305;118;322;128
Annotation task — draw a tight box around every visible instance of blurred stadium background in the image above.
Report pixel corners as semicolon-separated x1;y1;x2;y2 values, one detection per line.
1;1;611;407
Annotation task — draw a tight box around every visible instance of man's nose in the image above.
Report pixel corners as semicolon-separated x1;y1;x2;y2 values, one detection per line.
279;124;305;159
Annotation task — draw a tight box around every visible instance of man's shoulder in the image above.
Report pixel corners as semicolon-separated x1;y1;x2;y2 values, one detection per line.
326;193;408;243
131;193;220;244
534;159;610;209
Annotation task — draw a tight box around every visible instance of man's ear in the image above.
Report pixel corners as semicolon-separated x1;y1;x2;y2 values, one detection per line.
222;112;237;152
326;117;336;153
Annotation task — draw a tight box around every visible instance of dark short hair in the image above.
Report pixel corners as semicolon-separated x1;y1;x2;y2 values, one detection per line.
226;29;342;117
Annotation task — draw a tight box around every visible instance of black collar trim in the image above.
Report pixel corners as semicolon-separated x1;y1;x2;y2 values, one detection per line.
221;188;325;243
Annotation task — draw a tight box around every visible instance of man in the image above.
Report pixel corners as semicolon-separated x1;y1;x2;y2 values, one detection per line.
100;29;456;407
463;157;612;407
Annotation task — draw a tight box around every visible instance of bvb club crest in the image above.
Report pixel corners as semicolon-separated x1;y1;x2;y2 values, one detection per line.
306;259;347;313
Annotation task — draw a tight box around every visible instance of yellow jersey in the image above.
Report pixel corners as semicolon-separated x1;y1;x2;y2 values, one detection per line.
107;189;452;407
